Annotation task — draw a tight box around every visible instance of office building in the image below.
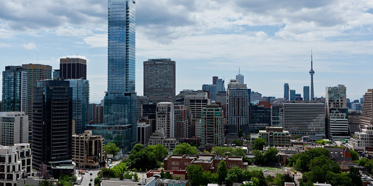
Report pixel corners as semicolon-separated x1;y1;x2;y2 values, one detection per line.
303;86;310;101
215;91;227;106
67;79;89;134
60;57;87;79
184;92;210;119
212;76;218;85
271;103;283;127
250;91;262;104
201;104;224;147
2;66;27;112
236;69;244;84
137;123;152;144
227;80;250;135
95;104;104;124
53;69;60;79
72;130;104;168
295;94;302;101
326;85;349;140
282;103;326;139
259;127;291;147
0;143;32;186
250;102;271;132
202;84;216;101
351;125;373;152
88;103;97;123
174;105;190;139
361;89;373;126
0;112;29;146
144;59;176;102
284;83;289;100
156;102;174;138
216;78;225;92
290;90;296;101
136;96;150;121
32;78;74;178
102;0;137;153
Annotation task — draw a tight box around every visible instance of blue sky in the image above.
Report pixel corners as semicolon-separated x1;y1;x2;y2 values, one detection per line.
0;0;373;103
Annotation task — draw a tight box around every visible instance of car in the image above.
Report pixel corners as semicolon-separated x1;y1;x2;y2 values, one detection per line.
90;173;92;176
89;183;92;186
90;178;93;182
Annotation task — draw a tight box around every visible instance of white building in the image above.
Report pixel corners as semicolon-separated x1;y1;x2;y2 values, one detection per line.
156;102;175;138
0;112;29;146
326;85;349;140
0;143;32;186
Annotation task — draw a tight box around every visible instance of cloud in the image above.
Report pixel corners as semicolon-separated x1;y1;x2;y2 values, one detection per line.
22;43;36;50
56;26;93;37
83;34;107;47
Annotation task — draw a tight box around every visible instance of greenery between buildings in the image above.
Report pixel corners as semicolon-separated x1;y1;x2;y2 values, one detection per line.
173;143;199;155
252;138;266;150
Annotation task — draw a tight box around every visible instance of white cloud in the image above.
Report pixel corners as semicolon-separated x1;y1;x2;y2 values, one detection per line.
83;34;107;47
56;26;92;37
22;43;36;50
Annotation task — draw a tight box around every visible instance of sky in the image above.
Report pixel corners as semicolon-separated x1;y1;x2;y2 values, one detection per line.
0;0;373;103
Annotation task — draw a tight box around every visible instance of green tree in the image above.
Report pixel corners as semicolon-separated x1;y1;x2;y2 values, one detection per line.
164;171;173;179
148;144;169;161
226;166;244;185
326;171;351;186
71;175;77;183
350;150;359;161
264;147;279;164
94;177;102;186
128;148;158;170
173;143;198;155
160;169;165;178
58;174;72;186
212;147;245;157
252;138;266;150
187;165;204;186
111;162;128;177
238;130;243;138
233;139;243;146
349;167;363;186
104;142;120;156
273;174;285;186
217;161;228;185
253;150;264;165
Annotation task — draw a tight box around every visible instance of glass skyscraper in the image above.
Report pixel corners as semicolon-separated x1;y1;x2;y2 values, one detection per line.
96;0;136;153
67;79;90;134
2;66;27;112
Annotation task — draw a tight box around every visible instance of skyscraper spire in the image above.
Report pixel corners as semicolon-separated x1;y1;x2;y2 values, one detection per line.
309;51;315;100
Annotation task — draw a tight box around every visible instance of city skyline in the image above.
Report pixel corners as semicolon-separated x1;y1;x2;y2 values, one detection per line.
0;1;372;102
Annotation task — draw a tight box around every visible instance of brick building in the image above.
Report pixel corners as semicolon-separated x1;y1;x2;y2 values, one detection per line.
164;155;248;172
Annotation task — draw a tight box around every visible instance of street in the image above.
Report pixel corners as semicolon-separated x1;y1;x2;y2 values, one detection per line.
79;169;99;186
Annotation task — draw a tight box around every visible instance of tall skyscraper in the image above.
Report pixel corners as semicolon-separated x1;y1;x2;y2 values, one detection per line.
143;59;176;102
361;89;373;126
2;66;27;112
32;78;74;177
216;78;225;92
22;64;52;141
290;89;296;101
156;102;174;138
202;84;217;101
227;79;250;136
101;0;137;152
201;104;224;147
67;79;90;134
303;86;310;101
60;57;87;80
284;83;289;100
212;76;218;85
326;85;348;140
0;112;29;146
236;69;244;84
309;53;315;100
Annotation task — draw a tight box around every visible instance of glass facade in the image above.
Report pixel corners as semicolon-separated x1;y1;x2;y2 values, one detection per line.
67;79;90;134
2;66;27;112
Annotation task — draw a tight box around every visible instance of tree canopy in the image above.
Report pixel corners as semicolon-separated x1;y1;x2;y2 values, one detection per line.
252;138;266;150
211;146;245;157
104;142;120;156
173;143;199;155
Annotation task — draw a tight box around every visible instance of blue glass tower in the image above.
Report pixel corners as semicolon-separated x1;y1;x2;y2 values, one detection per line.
99;0;136;153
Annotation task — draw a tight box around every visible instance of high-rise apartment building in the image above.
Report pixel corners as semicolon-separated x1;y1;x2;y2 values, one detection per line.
102;0;137;153
156;102;174;138
326;85;348;140
227;79;250;135
60;57;87;79
174;105;190;139
282;103;325;139
32;78;74;177
67;79;89;134
2;66;27;112
284;83;289;100
0;112;29;146
303;86;310;101
361;89;373;126
201;104;224;147
22;64;52;141
144;59;176;102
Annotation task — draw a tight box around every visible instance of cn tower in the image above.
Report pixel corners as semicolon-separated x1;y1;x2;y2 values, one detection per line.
309;52;315;100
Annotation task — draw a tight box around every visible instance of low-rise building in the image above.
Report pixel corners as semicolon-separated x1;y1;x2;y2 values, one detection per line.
148;131;179;151
155;179;188;186
72;130;104;168
259;127;291;147
164;155;248;172
146;170;187;180
0;143;32;186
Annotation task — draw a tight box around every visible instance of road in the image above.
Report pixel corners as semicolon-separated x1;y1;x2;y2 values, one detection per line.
79;169;99;186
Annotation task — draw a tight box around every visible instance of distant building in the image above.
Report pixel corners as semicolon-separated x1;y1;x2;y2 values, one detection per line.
250;102;271;132
361;89;373;126
0;112;29;146
215;78;225;92
202;84;217;101
259;127;291;147
236;70;244;84
137;123;152;145
144;59;176;102
156;102;175;138
32;78;74;178
2;66;27;112
227;80;250;136
95;105;104;124
60;57;87;79
250;91;262;104
351;125;373;152
215;91;227;106
148;131;178;151
201;104;224;147
282;103;326;139
0;143;32;186
290;90;296;101
67;79;89;134
184;92;210;119
174;105;190;139
72;130;104;168
326;85;348;140
284;83;290;100
53;69;60;79
303;86;310;101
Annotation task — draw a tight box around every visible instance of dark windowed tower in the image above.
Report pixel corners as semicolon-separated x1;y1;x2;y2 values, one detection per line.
2;66;27;112
32;78;73;177
60;57;87;79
